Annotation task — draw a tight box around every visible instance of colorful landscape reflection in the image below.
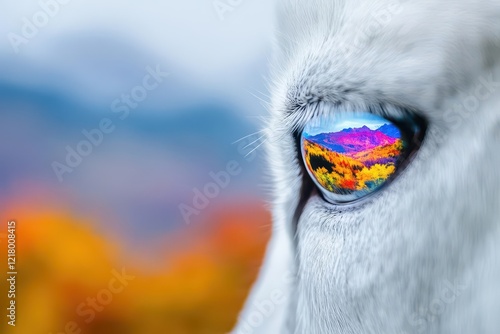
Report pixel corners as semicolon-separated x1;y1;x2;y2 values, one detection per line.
302;113;405;199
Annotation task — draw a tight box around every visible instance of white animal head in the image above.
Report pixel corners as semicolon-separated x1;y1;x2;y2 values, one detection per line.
234;0;500;333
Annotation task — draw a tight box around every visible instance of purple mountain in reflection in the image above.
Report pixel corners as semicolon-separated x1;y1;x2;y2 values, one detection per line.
304;124;401;154
377;124;401;138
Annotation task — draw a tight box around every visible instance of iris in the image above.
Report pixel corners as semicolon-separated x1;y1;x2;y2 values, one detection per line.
301;111;425;204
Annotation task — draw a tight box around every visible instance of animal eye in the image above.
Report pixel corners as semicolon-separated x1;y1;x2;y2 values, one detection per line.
301;111;425;205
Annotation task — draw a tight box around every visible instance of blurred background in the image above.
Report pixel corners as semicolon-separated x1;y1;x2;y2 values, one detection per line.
0;1;276;333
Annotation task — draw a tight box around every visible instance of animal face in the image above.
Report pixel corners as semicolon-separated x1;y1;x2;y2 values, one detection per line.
234;0;500;333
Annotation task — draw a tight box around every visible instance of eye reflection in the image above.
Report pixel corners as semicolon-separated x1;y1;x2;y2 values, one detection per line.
301;112;417;204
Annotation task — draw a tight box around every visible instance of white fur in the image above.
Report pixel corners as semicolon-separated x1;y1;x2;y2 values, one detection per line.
234;0;500;333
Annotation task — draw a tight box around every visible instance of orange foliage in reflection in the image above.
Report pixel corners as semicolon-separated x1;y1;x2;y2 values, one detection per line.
304;139;402;192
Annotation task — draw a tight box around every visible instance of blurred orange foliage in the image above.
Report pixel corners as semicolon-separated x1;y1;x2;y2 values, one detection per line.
0;197;270;334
